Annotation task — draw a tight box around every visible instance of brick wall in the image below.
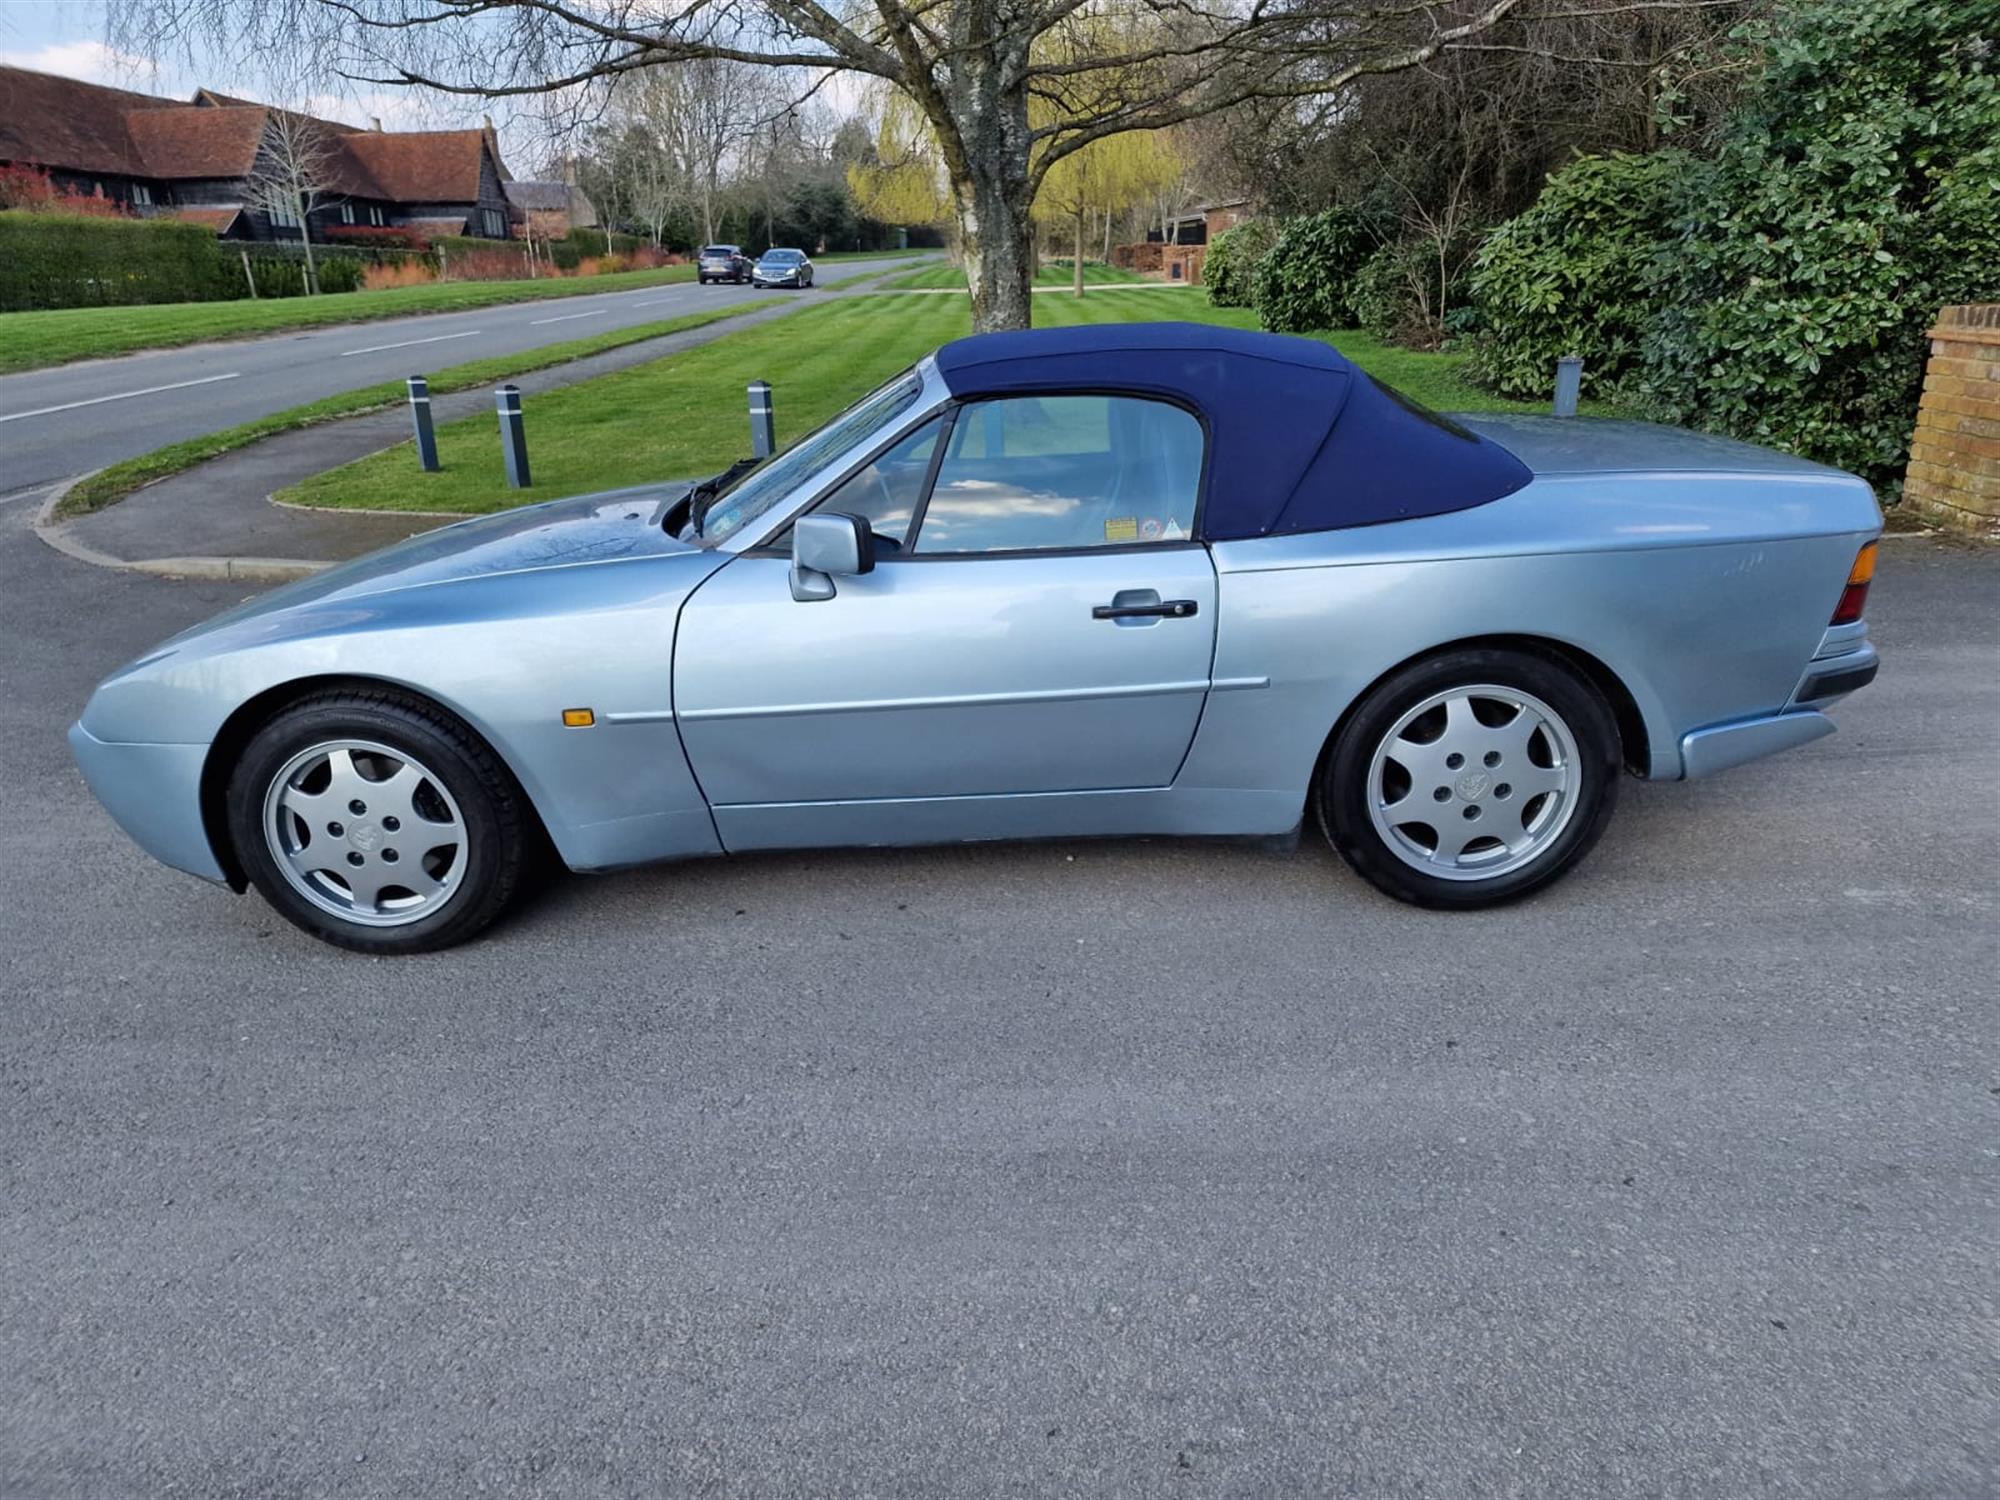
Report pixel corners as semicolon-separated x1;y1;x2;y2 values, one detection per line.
1904;303;2000;537
1109;239;1206;283
1160;243;1205;284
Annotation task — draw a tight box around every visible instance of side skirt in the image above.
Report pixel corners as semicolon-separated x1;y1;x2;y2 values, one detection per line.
711;785;1303;854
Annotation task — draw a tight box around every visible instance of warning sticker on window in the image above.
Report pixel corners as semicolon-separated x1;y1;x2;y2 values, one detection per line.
1104;516;1139;542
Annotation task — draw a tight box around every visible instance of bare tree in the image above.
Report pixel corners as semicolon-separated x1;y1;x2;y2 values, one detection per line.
243;106;340;293
113;0;1746;330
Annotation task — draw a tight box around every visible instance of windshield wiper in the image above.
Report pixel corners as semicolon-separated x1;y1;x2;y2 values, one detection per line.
686;455;763;538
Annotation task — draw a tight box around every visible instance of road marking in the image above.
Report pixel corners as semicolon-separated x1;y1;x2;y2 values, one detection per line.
339;329;483;357
530;309;607;325
0;371;242;425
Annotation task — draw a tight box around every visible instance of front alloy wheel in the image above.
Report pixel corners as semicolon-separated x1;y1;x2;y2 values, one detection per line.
262;739;467;926
1321;648;1620;908
227;689;531;952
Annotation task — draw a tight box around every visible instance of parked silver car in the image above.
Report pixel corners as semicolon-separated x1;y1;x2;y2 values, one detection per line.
71;324;1880;952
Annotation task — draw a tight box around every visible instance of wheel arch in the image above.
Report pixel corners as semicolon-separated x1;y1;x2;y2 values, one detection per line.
199;673;550;892
1307;633;1651;815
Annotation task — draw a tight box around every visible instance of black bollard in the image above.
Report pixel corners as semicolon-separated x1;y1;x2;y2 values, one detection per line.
408;376;440;472
748;380;775;459
496;384;530;488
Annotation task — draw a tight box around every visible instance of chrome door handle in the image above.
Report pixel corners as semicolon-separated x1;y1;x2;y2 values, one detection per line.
1092;599;1198;621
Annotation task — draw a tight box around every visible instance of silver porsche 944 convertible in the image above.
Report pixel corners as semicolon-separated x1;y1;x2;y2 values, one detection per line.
71;324;1882;953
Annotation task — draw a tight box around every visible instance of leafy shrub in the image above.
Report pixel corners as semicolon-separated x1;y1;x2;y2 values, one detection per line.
1251;207;1376;332
1466;151;1688;399
0;211;232;310
1350;234;1486;348
1350;243;1416;341
1637;0;2000;488
311;255;365;294
1204;219;1276;308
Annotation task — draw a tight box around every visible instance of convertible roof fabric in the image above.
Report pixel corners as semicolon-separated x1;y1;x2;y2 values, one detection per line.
932;322;1532;540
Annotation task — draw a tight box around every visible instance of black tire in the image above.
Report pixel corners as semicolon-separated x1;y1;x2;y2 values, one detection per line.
226;688;532;953
1318;647;1621;909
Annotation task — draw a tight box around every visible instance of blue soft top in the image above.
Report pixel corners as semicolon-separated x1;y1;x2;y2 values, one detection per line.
932;322;1530;540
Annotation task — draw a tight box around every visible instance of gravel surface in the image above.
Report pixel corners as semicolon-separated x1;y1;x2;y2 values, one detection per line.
3;495;1994;1498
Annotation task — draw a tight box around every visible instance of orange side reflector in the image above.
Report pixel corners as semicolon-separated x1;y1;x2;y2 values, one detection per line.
1847;541;1878;585
561;708;595;727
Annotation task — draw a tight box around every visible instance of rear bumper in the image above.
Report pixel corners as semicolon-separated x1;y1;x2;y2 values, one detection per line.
1791;640;1879;707
1678;633;1878;779
1680;711;1835;779
69;722;229;884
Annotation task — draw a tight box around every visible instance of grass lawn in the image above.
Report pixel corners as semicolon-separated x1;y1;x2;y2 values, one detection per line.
0;263;711;375
54;302;752;520
882;259;1143;290
815;248;934;262
282;288;1596;517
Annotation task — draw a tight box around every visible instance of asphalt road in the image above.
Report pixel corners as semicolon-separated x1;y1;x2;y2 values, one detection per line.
0;253;925;496
2;493;1994;1497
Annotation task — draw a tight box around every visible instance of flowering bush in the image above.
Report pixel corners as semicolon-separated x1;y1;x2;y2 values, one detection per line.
0;165;128;217
361;259;438;290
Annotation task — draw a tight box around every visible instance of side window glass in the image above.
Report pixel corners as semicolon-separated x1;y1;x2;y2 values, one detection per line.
913;395;1203;554
769;416;941;554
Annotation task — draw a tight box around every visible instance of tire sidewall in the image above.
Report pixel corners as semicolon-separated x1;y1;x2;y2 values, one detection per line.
1321;649;1621;908
227;698;517;953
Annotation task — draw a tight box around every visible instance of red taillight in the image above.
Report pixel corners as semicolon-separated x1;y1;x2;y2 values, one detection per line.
1831;541;1877;625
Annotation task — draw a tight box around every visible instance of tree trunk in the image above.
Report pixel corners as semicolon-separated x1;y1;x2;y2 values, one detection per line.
1073;209;1086;297
952;165;1035;332
939;47;1036;333
298;205;319;295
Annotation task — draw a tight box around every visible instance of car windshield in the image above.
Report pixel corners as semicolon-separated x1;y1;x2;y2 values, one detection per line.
696;368;926;546
701;246;736;256
762;251;801;263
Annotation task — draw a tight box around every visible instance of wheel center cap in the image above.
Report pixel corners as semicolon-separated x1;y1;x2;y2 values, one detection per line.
1456;772;1489;800
346;821;382;853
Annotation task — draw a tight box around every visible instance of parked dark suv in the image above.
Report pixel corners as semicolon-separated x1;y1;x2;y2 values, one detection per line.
697;245;750;284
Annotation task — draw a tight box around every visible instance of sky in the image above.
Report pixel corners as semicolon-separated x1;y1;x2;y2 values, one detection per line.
0;0;868;171
0;0;525;139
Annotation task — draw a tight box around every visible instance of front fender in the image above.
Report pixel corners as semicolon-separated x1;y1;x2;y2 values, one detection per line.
81;552;727;872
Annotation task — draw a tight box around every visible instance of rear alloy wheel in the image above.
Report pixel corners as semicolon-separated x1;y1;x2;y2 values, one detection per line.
227;691;530;952
1320;649;1620;908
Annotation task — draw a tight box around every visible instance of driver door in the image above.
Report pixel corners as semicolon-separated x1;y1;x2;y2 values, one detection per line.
674;392;1217;848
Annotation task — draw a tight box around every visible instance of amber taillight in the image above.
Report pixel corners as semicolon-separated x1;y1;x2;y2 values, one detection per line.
1831;541;1877;625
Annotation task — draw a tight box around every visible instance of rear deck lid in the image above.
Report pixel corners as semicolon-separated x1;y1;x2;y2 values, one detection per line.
1454;414;1853;480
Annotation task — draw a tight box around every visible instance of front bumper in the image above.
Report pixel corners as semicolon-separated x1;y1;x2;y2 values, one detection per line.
69;722;229;884
754;273;801;286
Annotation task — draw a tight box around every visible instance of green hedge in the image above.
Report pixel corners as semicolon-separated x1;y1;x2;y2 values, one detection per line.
1251;207;1376;333
1638;0;2000;488
1467;151;1688;399
0;212;379;309
0;211;232;310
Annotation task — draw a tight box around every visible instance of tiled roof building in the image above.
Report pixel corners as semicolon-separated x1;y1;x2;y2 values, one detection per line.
0;64;514;241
